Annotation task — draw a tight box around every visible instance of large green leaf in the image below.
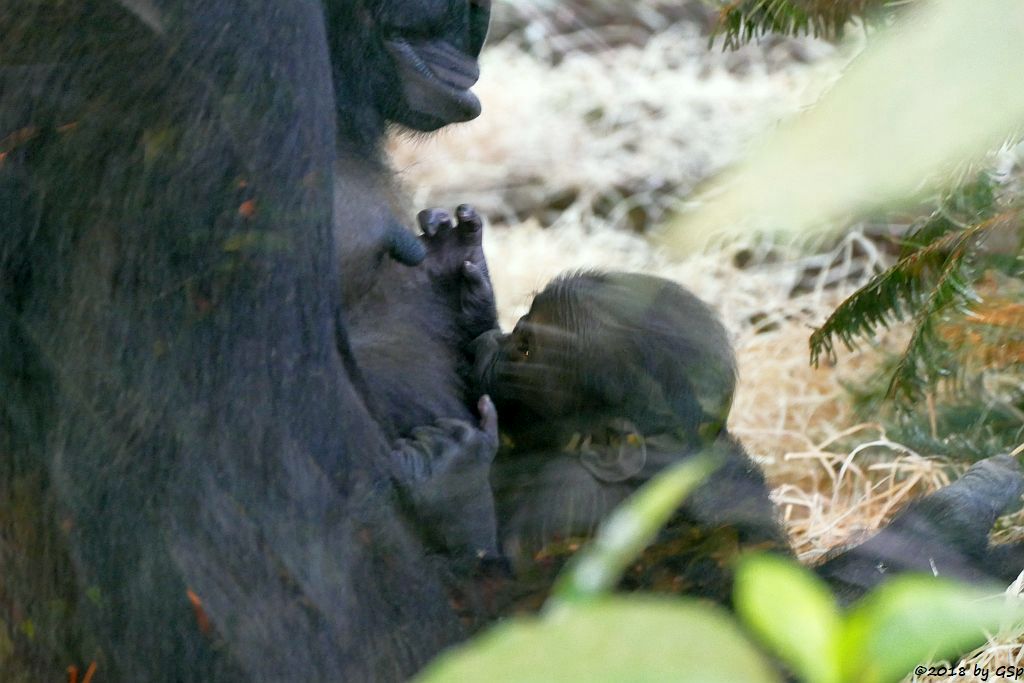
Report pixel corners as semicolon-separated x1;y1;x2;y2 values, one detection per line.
840;576;1024;683
670;0;1024;244
735;554;842;683
416;596;780;683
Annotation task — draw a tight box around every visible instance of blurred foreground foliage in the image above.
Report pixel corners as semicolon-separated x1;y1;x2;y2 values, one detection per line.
419;460;1024;683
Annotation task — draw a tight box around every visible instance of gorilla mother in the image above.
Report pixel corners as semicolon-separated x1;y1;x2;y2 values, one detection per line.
0;0;494;680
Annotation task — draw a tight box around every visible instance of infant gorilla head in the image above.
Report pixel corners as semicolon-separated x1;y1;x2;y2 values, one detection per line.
474;271;738;449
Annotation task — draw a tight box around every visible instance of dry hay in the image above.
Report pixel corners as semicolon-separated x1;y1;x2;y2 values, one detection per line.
390;21;843;230
392;6;1024;677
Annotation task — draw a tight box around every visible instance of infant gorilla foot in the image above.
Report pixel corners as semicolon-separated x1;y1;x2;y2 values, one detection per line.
418;204;497;340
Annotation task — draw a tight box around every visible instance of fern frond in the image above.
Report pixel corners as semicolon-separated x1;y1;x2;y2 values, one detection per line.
942;292;1024;369
899;175;996;255
809;226;980;366
885;236;976;400
811;205;1023;404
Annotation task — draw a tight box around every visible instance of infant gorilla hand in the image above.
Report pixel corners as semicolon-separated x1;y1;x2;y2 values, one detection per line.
390;395;500;571
418;204;497;340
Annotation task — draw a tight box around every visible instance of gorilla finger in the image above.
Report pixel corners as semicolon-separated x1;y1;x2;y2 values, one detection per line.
455;204;483;243
417;207;453;238
385;222;427;266
435;418;475;443
456;204;481;229
477;395;499;451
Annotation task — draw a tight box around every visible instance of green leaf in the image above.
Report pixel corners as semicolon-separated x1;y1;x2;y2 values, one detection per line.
671;0;1024;244
415;597;780;683
549;455;715;606
734;554;842;683
840;576;1024;683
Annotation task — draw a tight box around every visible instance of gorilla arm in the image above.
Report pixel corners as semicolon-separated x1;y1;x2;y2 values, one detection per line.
816;454;1024;605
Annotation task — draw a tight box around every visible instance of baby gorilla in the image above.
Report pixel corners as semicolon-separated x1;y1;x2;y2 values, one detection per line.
418;205;1024;610
415;207;787;604
473;270;790;602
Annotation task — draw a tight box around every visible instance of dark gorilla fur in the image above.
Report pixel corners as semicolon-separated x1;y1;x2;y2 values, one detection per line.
0;1;499;681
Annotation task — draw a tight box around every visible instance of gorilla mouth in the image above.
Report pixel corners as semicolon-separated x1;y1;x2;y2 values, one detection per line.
385;37;482;130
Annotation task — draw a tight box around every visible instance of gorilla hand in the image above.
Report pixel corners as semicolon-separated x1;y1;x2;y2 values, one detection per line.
390;395;500;571
417;204;498;340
